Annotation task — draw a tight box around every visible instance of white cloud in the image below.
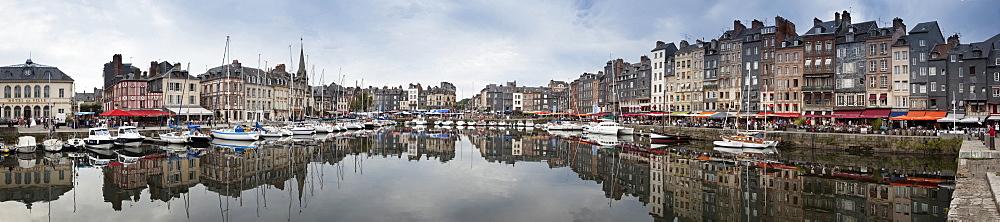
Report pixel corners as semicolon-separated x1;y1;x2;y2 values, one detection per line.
0;0;996;97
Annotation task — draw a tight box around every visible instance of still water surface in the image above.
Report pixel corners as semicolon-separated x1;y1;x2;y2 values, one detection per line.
0;127;956;221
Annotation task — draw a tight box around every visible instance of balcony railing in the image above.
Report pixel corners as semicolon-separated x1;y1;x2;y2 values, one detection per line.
801;85;834;91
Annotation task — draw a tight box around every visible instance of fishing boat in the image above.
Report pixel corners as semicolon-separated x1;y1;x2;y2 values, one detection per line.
42;139;63;152
649;133;691;143
16;136;37;153
211;125;261;141
584;121;635;135
113;126;145;146
713;131;781;148
84;128;114;149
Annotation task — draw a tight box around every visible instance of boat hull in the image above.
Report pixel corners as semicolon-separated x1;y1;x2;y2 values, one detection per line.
85;139;114;149
712;140;778;148
16;146;36;153
211;130;261;141
114;137;145;146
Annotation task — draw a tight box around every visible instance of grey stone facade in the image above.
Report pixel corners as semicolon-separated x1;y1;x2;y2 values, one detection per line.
834;20;877;111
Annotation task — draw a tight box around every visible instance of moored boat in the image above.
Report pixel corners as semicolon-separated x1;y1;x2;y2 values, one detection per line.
649;133;691;143
211;125;261;141
84;128;114;149
42;139;63;152
16;136;37;153
113;126;145;146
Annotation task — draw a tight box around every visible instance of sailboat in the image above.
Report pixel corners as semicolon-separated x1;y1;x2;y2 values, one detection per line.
208;37;261;141
713;68;780;148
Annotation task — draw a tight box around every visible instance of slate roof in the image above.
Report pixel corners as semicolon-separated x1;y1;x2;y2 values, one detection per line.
909;21;940;34
676;43;703;54
892;35;910;47
803;21;839;36
778;36;804;49
650;42;678;55
0;59;74;81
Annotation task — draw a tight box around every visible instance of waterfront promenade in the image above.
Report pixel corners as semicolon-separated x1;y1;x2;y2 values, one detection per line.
949;139;1000;221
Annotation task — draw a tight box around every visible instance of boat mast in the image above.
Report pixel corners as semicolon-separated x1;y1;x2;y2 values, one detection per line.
214;36;230;127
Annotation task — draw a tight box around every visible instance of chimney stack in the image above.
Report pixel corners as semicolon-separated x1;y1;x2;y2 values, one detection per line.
813;18;822;26
835;12;841;25
842;10;851;25
276;64;286;72
892;17;906;32
113;54;123;76
948;34;960;46
751;19;763;29
734;20;746;34
656;41;665;47
640;55;649;63
232;60;241;68
149;61;159;75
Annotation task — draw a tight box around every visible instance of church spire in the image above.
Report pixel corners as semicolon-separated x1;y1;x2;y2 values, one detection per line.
296;37;307;77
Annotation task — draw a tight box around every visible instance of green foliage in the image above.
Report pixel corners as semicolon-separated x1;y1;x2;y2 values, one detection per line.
79;103;103;113
794;117;806;126
871;118;883;131
349;92;373;111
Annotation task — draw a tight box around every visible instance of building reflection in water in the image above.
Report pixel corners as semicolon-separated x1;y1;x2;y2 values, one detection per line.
0;152;74;210
0;128;955;221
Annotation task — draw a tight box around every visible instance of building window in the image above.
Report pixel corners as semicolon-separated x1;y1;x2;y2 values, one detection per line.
881;76;888;88
994;88;1000;97
43;86;50;98
3;86;8;98
59;89;64;98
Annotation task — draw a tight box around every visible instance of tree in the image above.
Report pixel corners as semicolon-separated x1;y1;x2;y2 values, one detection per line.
456;98;471;111
80;103;103;114
349;92;373;111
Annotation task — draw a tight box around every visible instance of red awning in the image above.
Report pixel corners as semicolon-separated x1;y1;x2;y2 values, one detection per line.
100;109;135;116
773;113;801;117
832;110;863;118
879;94;888;99
128;110;177;116
869;94;877;100
858;108;892;118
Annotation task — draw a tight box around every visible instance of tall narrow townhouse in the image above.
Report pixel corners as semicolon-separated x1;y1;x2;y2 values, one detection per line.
601;59;626;112
718;21;747;112
945;34;999;119
891;30;912;111
674;40;703;112
742;19;764;113
775;36;805;113
905;21;946;110
865;18;907;110
759;16;797;113
618;57;651;112
988;34;1000;119
801;13;841;116
650;41;678;112
833;11;877;115
702;40;720;112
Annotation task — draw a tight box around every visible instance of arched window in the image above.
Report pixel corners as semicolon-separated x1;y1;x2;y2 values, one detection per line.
23;85;30;98
44;86;50;98
2;106;9;119
13;86;20;98
34;85;40;98
13;106;21;118
23;106;30;118
3;86;9;98
43;106;50;117
33;105;41;118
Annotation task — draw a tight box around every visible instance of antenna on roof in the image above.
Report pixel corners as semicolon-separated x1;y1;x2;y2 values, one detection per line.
682;33;691;41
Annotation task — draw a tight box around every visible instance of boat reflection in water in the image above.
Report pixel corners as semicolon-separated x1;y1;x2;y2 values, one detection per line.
0;127;956;221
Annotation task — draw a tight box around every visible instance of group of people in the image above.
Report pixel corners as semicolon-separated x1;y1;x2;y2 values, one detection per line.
5;117;62;129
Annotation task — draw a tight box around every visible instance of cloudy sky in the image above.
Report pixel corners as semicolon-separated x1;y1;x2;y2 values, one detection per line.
1;0;997;98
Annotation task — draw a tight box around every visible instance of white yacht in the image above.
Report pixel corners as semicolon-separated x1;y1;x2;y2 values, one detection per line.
113;126;145;146
584;121;634;135
84;128;114;149
547;122;585;130
713;131;780;148
289;122;316;135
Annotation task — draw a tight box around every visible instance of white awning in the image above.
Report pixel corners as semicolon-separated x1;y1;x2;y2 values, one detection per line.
989;115;1000;120
166;106;214;115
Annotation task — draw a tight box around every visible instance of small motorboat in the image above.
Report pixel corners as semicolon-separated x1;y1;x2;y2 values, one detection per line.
84;128;114;149
16;136;37;153
113;126;146;146
159;132;190;144
42;139;63;152
0;143;10;153
260;126;290;137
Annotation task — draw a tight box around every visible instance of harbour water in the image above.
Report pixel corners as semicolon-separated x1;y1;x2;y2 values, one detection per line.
0;127;956;221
